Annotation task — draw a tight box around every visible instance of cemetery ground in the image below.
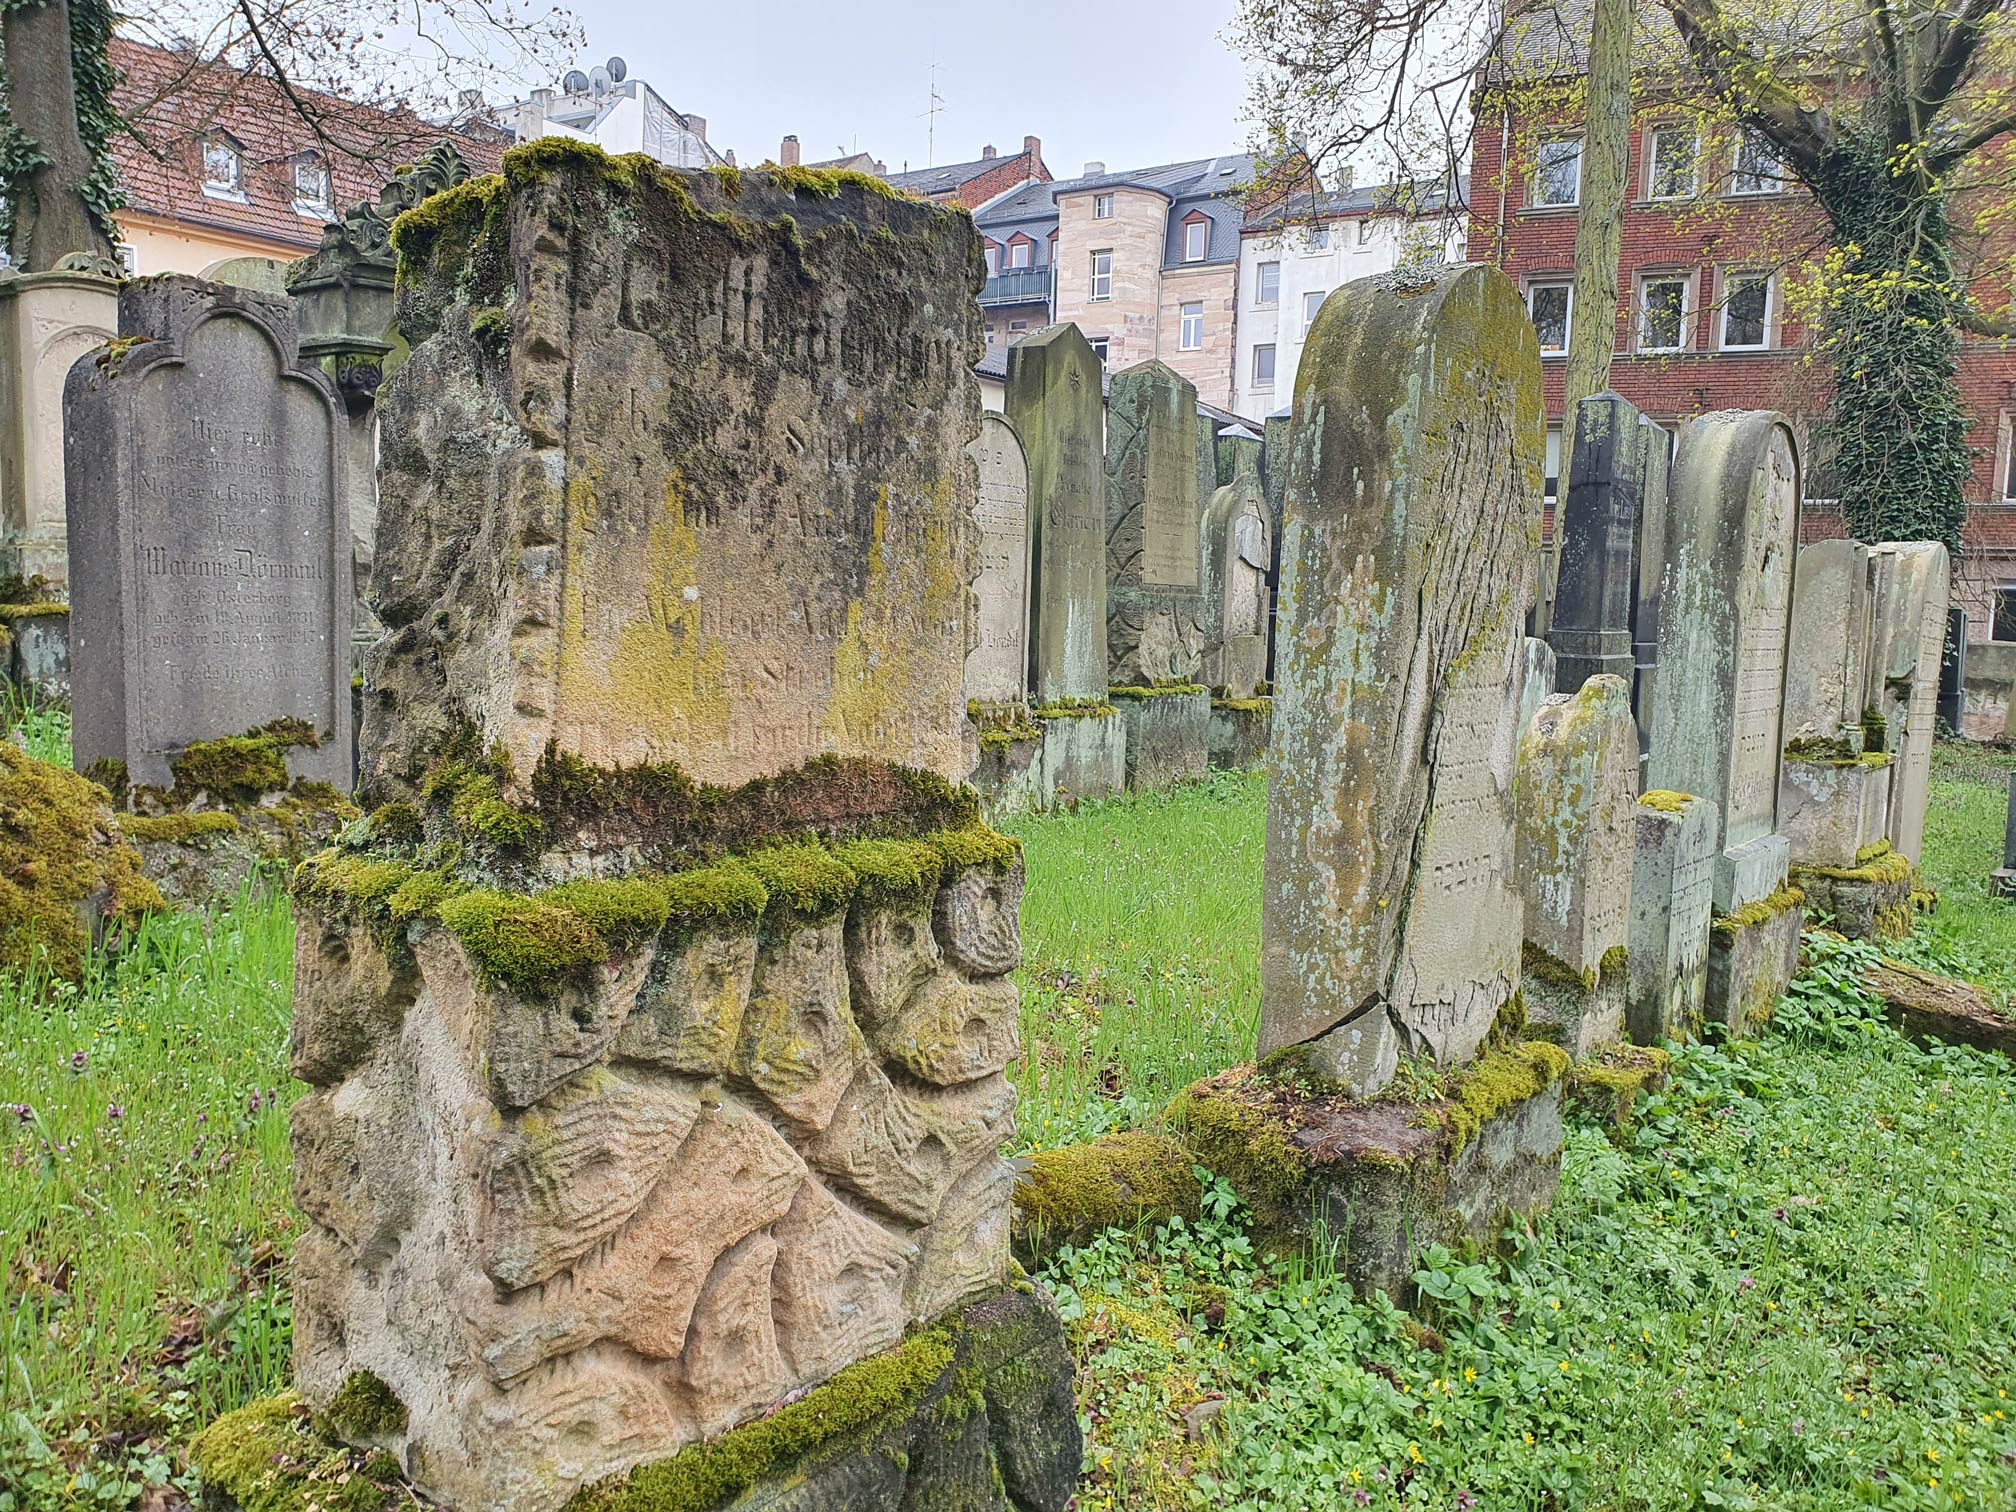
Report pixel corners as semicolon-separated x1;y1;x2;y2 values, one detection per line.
0;743;2013;1512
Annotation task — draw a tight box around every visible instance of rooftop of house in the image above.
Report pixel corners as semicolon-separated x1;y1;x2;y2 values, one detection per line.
974;152;1261;269
1242;174;1471;232
884;143;1043;198
110;38;505;254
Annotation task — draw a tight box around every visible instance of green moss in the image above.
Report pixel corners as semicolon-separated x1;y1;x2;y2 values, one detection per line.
1031;698;1117;721
831;837;945;908
368;802;424;846
566;1328;955;1512
1442;1042;1571;1156
1862;705;1889;751
1014;1131;1200;1254
1108;683;1209;701
296;854;417;923
1790;848;1913;887
1523;939;1596;993
1211;696;1272;713
189;1393;403;1512
977;722;1042;752
1599;943;1628;980
1785;734;1862;761
0;601;68;621
435;889;608;992
758;161;910;202
387;871;464;926
169;734;291;804
1637;789;1695;814
448;772;546;852
1711;884;1807;938
320;1371;408;1441
1564;1045;1672;1129
926;825;1021;874
659;858;769;931
743;843;858;924
118;811;240;844
1857;840;1896;865
0;745;162;981
1169;1076;1311;1236
540;878;673;953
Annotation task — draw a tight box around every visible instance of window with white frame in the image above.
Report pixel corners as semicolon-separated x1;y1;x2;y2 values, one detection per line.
1302;289;1327;334
1304;226;1329;251
1534;138;1582;207
1094;193;1115;218
1528;281;1572;355
1721;272;1772;349
1009;240;1030;269
202;133;242;197
293;153;332;216
1090;250;1113;302
1256;261;1280;306
1731;129;1786;195
1638;274;1690;352
2002;414;2016;498
1993;583;2016;641
1179;300;1204;351
1544;424;1563;501
116;243;137;276
1183;219;1208;261
1252;343;1276;386
984;245;999;276
1356;218;1375;246
1008;318;1028;332
1646;126;1699;199
1090;336;1111;361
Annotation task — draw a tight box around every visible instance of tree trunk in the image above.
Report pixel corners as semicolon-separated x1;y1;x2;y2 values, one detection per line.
2;0;115;271
1564;0;1634;411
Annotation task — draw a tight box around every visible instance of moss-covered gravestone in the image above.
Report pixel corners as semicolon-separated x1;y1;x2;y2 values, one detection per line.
1645;412;1804;1031
1866;542;1950;866
1261;264;1542;1092
1627;789;1717;1043
1105;359;1204;686
1779;541;1885;869
201;141;1078;1512
1515;675;1637;1059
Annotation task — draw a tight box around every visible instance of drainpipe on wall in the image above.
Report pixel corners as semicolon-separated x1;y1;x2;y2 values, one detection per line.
1496;100;1511;267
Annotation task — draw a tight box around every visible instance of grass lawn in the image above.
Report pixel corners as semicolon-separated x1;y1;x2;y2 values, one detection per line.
1;739;2012;1510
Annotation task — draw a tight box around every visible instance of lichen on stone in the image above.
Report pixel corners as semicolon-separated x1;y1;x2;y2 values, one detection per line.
118;811;241;844
1711;884;1807;938
1637;789;1696;814
189;1392;405;1512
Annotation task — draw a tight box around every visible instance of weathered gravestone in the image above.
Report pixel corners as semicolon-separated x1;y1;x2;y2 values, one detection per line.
1778;540;1912;940
1520;637;1556;740
1009;323;1107;705
64;276;353;791
1645;411;1802;1031
257;145;1078;1512
1939;606;1966;732
1105;359;1204;684
1628;789;1718;1043
1867;542;1951;866
1547;391;1668;759
1260;263;1541;1091
1991;773;2015;898
1200;443;1270;700
966;412;1032;708
1515;675;1637;1059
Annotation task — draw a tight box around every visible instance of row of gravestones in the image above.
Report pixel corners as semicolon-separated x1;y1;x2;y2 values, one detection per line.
55;142;1960;1512
967;326;1277;811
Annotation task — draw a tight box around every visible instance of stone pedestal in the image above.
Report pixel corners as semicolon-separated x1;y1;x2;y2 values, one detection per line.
1208;696;1270;770
1704;886;1804;1033
1034;707;1126;807
1114;685;1208;793
1178;1042;1570;1299
1791;845;1915;942
0;268;119;587
1627;792;1717;1044
1992;774;2015;898
969;723;1045;816
1779;756;1891;868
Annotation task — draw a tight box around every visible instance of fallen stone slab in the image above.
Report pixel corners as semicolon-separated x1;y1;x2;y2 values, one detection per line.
1863;959;2016;1059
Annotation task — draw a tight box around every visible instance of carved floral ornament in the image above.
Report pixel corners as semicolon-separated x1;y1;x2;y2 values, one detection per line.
299;142;473;277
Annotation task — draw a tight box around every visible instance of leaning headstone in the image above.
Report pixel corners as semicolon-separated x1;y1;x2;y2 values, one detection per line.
64;276;353;792
1008;323;1108;705
965;412;1032;708
1867;542;1951;864
1261;263;1541;1089
1991;773;2015;898
1105;359;1205;685
1646;411;1803;1031
1778;540;1886;868
248;146;1078;1512
1628;789;1718;1043
1515;675;1637;1059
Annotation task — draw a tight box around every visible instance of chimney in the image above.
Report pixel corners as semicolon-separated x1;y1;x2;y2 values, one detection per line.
1024;135;1041;159
982;144;997;159
1083;160;1105;176
780;134;801;168
684;114;708;142
724;149;738;167
532;87;556;118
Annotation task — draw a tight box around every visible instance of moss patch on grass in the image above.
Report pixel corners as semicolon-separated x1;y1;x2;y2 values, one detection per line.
1014;1130;1200;1261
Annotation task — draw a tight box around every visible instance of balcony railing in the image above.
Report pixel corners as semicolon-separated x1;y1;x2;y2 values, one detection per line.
979;265;1052;307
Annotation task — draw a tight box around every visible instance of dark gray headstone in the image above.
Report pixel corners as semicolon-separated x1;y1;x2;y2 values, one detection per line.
1994;772;2016;898
1105;360;1203;684
1549;392;1668;758
1939;605;1967;731
64;276;353;789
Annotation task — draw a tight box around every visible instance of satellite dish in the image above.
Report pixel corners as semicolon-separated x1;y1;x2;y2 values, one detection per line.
562;68;589;94
589;64;612;93
606;56;628;83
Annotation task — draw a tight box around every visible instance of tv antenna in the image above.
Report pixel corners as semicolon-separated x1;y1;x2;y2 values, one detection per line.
918;63;944;166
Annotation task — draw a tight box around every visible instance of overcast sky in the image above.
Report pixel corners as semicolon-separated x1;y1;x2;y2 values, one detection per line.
566;0;1254;179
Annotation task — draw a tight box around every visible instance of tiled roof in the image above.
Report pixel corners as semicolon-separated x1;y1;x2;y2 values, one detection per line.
110;39;506;255
1243;175;1470;231
974;153;1260;264
886;153;1018;197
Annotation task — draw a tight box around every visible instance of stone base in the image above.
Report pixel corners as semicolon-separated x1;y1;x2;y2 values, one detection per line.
1522;958;1626;1061
1207;697;1271;770
1703;887;1804;1034
192;1284;1081;1512
1790;847;1915;943
1177;1043;1569;1300
1779;758;1889;869
5;609;69;698
1863;959;2016;1060
970;730;1046;816
1990;868;2015;900
1033;708;1125;807
1113;687;1209;793
1563;1044;1672;1130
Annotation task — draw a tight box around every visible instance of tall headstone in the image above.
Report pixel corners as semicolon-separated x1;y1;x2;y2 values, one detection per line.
1217;422;1263;487
1628;789;1718;1044
0;264;118;586
1867;542;1951;864
1991;772;2016;898
1104;359;1204;683
1939;605;1967;732
64;276;353;791
965;412;1032;707
1194;410;1221;517
292;150;1075;1512
1261;407;1291;684
1520;637;1556;740
1778;540;1884;867
1008;324;1108;704
1547;391;1669;758
1199;441;1270;699
1515;675;1638;1058
1261;264;1542;1091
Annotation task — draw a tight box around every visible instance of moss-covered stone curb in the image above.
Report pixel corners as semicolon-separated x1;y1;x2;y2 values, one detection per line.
1862;959;2016;1059
188;1393;406;1512
1029;698;1117;721
1108;682;1208;700
1564;1044;1672;1130
1011;1131;1200;1264
1711;883;1806;939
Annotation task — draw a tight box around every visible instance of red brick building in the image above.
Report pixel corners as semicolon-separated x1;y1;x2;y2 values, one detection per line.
1466;94;2016;643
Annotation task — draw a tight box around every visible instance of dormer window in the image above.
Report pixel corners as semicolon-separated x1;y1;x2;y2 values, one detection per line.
1183;218;1208;262
293;153;332;217
202;132;243;198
